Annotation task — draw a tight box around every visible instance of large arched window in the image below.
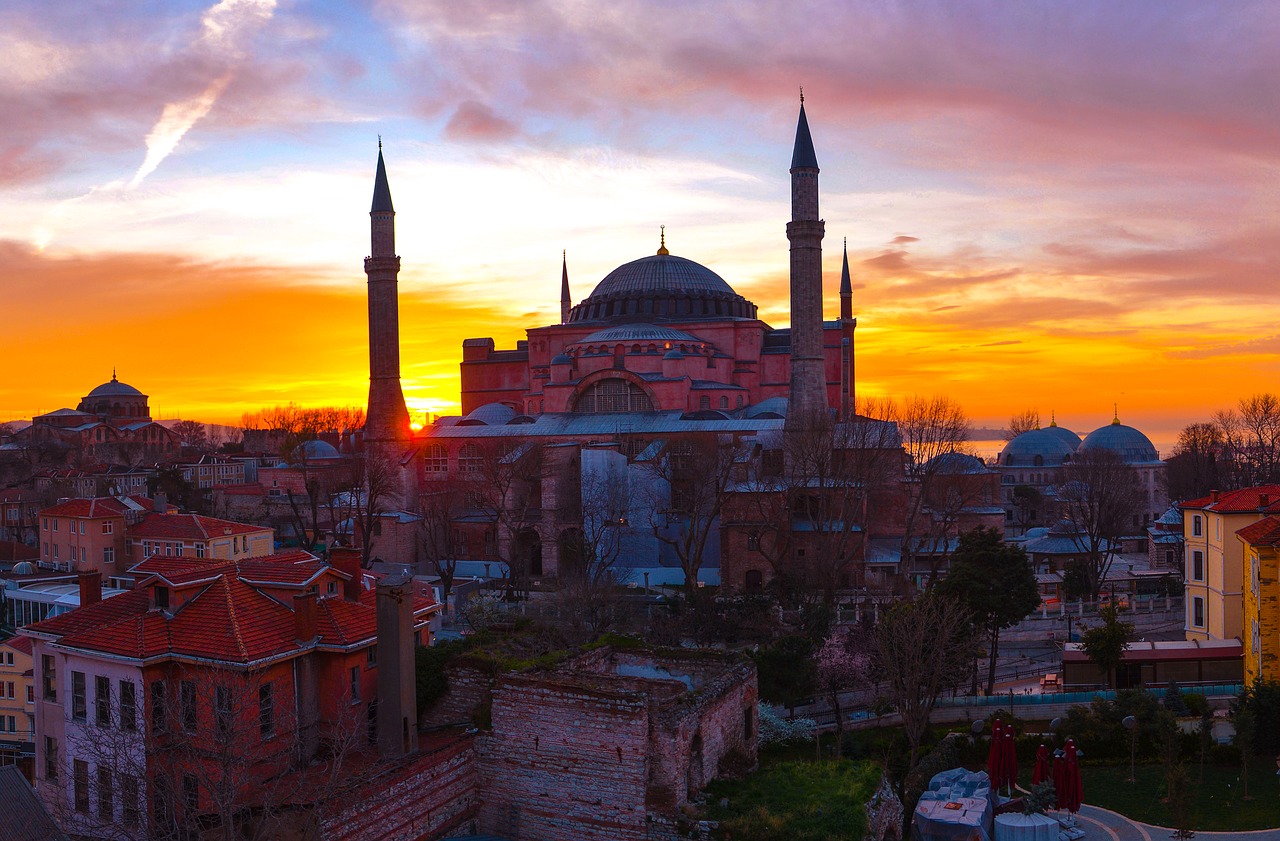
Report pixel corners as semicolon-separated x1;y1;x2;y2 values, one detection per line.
424;444;447;473
458;444;482;473
573;378;653;413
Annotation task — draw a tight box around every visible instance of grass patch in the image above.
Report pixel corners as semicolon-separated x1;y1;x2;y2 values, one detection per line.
1025;763;1280;831
705;759;881;841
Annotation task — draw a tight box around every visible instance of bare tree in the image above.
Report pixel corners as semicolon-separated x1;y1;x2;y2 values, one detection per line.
470;441;548;596
874;595;972;771
172;420;210;453
347;451;402;567
1166;422;1224;502
642;435;747;599
896;395;974;580
1004;408;1041;441
555;458;631;639
1057;448;1143;600
416;477;466;613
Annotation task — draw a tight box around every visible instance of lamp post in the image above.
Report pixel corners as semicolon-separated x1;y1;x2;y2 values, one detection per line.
1123;715;1137;782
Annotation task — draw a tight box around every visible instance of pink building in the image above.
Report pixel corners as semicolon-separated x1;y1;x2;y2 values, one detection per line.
37;497;150;575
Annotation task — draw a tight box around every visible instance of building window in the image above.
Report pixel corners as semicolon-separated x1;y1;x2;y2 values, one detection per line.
98;766;114;820
96;675;110;727
458;444;483;474
183;773;199;815
215;685;232;739
122;775;139;827
1192;551;1204;582
1192;596;1204;628
1192;515;1202;536
41;655;56;701
366;645;378;666
103;546;115;565
150;681;167;733
746;532;761;551
350;666;361;702
72;671;86;722
102;521;113;534
120;680;136;732
424;444;448;473
180;680;197;732
259;683;274;738
43;736;57;782
74;759;89;813
699;396;711;411
572;378;654;413
196;543;205;559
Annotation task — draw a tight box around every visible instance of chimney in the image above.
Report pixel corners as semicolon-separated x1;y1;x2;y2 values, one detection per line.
293;592;318;642
1262;493;1271;508
78;571;102;608
331;547;363;601
1210;489;1220;503
376;572;419;759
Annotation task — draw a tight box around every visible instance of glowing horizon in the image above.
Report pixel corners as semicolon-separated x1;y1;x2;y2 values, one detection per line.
5;1;1280;447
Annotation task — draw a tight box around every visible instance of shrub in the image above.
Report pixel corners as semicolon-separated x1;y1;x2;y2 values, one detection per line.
758;703;816;746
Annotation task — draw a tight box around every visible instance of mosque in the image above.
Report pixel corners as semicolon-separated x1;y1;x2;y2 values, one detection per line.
996;414;1167;535
15;373;180;462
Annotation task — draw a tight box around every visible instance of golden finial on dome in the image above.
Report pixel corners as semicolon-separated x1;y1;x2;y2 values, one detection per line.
1050;410;1057;428
657;225;669;255
1112;403;1120;425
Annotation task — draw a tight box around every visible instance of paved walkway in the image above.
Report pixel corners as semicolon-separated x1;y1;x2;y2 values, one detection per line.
1069;804;1280;841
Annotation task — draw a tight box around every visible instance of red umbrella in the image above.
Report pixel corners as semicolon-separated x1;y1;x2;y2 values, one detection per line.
1032;744;1050;786
1002;731;1019;790
987;718;1004;785
1061;739;1083;812
1053;749;1066;809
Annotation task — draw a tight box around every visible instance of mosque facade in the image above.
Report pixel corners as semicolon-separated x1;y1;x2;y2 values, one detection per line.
17;375;180;463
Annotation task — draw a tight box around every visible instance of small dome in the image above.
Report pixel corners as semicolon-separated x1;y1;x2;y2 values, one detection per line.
998;429;1075;467
746;397;789;419
458;402;517;427
294;439;341;460
86;376;144;398
12;561;35;575
663;349;684;360
550;354;572;365
927;452;991;475
1080;422;1160;464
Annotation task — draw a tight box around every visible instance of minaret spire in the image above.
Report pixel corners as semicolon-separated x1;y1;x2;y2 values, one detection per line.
839;237;852;321
364;142;412;464
786;94;827;429
560;250;571;324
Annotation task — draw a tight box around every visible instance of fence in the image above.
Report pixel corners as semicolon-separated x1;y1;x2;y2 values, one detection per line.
936;682;1241;709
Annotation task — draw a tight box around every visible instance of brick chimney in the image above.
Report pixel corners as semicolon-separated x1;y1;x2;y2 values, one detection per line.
293;592;318;643
1210;489;1220;503
154;492;168;515
376;572;419;759
1262;493;1271;508
331;547;363;601
78;571;102;607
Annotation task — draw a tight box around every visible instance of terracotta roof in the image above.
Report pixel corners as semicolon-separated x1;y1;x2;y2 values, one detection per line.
1237;516;1280;547
2;635;33;656
41;497;133;518
1181;485;1280;514
130;511;269;541
24;561;436;665
0;540;38;562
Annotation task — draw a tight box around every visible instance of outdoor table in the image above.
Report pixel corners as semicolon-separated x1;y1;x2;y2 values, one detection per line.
994;812;1058;841
913;795;992;841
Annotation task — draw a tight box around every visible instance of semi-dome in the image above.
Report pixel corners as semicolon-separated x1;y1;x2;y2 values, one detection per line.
86;375;145;398
457;402;517;426
567;252;757;325
745;397;789;419
578;323;698;345
998;429;1076;467
1080;421;1160;464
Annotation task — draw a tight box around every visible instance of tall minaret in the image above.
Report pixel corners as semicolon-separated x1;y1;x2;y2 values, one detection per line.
839;238;857;419
786;93;828;428
560;250;571;324
364;142;412;456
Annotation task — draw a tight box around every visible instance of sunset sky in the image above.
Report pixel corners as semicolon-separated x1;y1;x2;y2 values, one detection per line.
4;0;1280;448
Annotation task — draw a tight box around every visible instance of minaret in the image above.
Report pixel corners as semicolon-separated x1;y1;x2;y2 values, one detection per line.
560;250;571;324
786;93;828;428
839;238;856;418
364;142;412;456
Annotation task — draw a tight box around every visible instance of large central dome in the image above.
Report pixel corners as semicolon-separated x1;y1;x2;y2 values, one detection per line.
568;253;757;324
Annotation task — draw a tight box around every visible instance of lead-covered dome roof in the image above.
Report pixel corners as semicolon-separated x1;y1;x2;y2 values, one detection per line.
86;376;145;398
998;429;1076;467
568;253;757;324
1080;421;1160;464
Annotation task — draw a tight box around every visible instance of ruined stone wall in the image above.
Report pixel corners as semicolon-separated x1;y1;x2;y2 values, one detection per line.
320;734;478;841
477;674;652;841
418;662;491;728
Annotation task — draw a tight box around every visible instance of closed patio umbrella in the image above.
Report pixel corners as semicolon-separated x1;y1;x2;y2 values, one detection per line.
1032;743;1050;786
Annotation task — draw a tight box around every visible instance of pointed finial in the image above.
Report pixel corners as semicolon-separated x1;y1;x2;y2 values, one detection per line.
112;366;117;382
1113;403;1120;425
799;85;804;104
1050;410;1057;428
378;134;382;150
657;225;669;255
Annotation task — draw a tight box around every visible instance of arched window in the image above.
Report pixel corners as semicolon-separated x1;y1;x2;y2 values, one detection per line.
458;444;482;473
719;396;729;409
699;396;711;411
424;444;447;473
573;378;653;413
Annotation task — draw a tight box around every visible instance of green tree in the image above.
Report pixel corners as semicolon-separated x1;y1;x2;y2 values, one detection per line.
1235;705;1256;801
1080;602;1134;688
752;635;818;717
936;527;1040;695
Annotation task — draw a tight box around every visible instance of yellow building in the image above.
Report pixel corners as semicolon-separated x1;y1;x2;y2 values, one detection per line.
1182;485;1280;642
1238;516;1280;684
0;635;35;780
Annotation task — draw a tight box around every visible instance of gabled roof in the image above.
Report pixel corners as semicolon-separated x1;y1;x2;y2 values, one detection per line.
0;766;68;841
40;496;147;519
1237;516;1280;547
1181;485;1280;514
1;635;33;656
131;511;269;541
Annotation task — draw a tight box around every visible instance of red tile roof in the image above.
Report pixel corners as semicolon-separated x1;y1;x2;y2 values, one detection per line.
23;561;436;665
1237;516;1280;547
1;636;33;656
130;511;269;541
1181;485;1280;514
41;496;137;518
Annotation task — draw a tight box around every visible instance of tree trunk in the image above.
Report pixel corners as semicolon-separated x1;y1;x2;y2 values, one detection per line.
985;625;1000;696
829;688;844;756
